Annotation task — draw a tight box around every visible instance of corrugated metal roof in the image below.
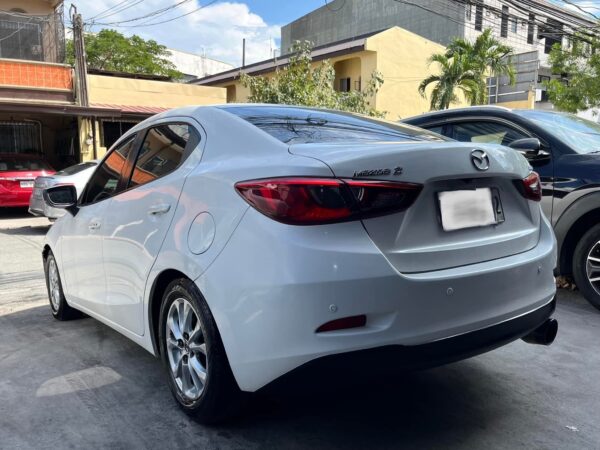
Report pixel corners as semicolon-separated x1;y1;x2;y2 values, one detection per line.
91;103;169;115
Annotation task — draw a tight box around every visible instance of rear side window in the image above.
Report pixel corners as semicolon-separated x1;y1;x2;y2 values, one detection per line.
221;105;448;144
0;156;51;171
450;121;527;145
82;136;136;204
128;123;200;189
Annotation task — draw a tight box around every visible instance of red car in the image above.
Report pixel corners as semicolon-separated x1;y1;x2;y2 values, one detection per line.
0;153;54;208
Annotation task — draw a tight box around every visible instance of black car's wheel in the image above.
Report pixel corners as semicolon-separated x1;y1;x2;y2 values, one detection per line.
44;251;82;320
573;223;600;311
158;278;245;423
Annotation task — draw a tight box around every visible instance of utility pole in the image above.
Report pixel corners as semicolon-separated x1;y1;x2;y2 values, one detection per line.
70;4;89;107
69;4;96;160
242;38;246;68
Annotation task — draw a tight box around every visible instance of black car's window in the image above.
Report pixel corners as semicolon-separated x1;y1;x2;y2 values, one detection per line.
515;110;600;154
221;105;448;144
82;136;136;205
0;157;51;172
128;123;199;189
425;125;444;135
450;121;527;145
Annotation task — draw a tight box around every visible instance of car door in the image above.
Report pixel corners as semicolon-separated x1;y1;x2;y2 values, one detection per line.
442;119;554;219
101;121;201;336
61;135;139;314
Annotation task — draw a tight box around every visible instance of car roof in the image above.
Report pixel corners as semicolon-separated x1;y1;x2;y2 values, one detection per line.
404;106;514;122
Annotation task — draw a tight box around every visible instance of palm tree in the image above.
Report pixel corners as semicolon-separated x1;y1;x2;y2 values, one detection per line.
420;29;515;110
418;53;481;110
446;29;516;105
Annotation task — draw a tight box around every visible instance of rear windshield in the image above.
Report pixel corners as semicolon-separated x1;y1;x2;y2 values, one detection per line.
0;156;52;172
221;106;448;144
56;161;97;176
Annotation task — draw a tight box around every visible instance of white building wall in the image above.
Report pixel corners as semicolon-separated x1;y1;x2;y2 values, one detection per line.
462;0;592;69
166;48;233;80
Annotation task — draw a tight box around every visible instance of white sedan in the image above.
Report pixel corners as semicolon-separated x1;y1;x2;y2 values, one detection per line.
42;105;557;423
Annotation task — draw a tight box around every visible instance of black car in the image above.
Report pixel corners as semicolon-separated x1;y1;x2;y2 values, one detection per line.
404;106;600;311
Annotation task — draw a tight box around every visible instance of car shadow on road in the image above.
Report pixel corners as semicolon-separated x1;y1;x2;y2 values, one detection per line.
0;304;520;449
2;225;50;236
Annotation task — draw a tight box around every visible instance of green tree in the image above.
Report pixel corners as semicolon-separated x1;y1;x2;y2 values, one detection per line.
418;53;481;110
240;41;385;117
66;29;182;79
420;29;515;110
545;35;600;113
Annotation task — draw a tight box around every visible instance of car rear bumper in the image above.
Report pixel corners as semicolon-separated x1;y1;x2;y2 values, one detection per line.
197;209;557;392
0;190;32;207
28;193;64;219
262;295;556;391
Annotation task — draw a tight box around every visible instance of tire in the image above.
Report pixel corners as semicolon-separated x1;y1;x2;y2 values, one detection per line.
572;223;600;311
44;251;82;320
158;278;245;423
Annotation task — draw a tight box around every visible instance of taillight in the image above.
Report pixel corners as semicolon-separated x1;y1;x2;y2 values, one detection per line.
235;177;422;225
515;172;542;202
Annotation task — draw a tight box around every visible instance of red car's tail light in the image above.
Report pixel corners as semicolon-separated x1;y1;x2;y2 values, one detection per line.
515;172;542;202
235;177;422;225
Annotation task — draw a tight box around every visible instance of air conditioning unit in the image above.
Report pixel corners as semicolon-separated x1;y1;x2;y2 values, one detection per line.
31;45;41;55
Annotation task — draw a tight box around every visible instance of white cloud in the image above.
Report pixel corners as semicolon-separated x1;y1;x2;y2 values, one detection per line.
78;0;281;66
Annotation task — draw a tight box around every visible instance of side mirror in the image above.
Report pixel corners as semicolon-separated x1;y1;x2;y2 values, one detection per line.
43;184;78;215
509;138;542;155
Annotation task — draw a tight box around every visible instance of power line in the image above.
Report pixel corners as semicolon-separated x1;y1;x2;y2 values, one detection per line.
91;0;221;28
548;0;599;21
88;0;138;21
90;0;197;26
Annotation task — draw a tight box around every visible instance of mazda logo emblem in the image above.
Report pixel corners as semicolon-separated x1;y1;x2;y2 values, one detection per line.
471;149;489;171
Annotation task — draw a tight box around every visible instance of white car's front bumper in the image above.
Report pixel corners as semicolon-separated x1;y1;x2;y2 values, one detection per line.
197;209;557;392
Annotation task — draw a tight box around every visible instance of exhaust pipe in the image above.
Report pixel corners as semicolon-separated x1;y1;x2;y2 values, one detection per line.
522;318;558;346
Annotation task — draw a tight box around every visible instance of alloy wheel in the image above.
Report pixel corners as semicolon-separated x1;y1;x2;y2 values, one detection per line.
165;297;208;401
586;242;600;295
48;258;61;311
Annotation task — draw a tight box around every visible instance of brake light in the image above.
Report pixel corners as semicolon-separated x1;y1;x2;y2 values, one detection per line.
235;177;422;225
516;172;542;202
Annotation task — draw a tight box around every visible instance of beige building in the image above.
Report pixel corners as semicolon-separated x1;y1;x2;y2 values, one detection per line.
193;27;476;120
79;71;225;160
0;0;226;168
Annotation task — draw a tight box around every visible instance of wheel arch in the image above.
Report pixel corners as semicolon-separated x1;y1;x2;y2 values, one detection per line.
555;193;600;275
42;244;51;261
147;268;191;356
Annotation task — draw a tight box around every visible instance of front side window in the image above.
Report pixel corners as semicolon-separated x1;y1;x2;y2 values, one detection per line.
450;121;527;146
516;110;600;154
82;135;136;205
129;123;200;189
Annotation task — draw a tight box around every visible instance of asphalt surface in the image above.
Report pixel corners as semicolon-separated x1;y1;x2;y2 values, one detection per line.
0;208;599;450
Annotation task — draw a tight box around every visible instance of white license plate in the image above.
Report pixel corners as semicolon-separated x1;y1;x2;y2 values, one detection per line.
20;181;34;188
438;188;497;231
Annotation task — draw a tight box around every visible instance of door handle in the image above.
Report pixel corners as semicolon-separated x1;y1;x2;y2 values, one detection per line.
148;203;171;216
88;221;101;231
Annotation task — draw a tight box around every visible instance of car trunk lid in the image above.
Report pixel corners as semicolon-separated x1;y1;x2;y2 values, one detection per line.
290;141;540;273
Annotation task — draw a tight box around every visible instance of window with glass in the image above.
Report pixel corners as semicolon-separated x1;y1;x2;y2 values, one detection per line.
450;121;527;146
128;123;200;189
82;135;136;205
516;110;600;154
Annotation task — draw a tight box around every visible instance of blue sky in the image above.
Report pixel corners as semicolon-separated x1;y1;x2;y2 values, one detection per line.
241;0;325;24
77;0;600;67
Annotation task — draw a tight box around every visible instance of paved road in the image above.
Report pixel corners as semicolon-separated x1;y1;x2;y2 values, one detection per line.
1;208;599;450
